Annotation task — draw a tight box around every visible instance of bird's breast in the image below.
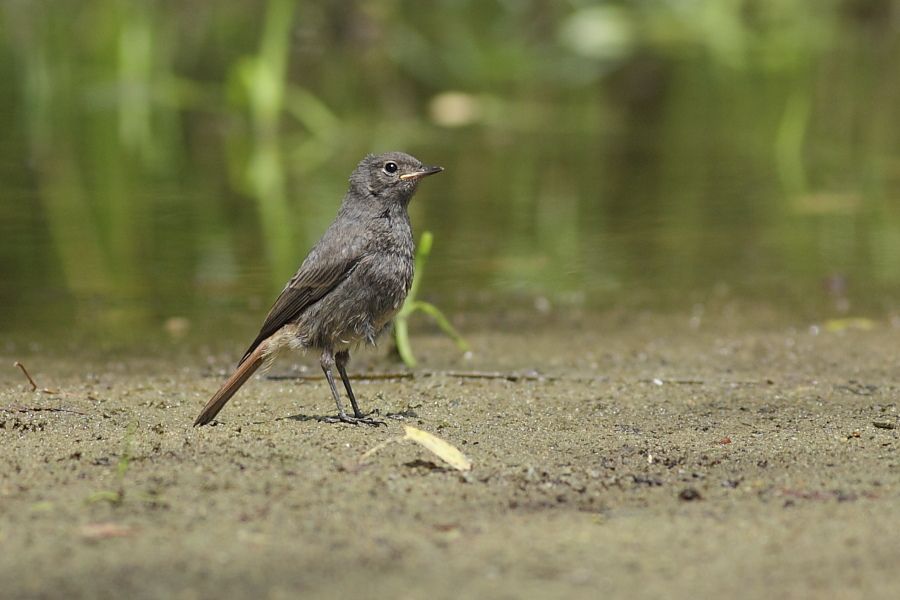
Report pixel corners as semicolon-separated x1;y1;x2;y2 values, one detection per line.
364;249;414;309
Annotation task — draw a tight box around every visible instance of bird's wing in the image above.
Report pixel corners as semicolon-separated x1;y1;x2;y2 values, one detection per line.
238;254;364;365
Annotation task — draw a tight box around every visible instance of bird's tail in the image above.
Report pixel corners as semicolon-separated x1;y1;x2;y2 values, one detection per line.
193;343;267;426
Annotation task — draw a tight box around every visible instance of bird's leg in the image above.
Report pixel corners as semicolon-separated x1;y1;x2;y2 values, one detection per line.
320;349;348;418
320;349;382;426
335;350;384;426
335;350;363;417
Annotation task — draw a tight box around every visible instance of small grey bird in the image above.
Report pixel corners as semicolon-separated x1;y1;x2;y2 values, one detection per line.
194;152;442;426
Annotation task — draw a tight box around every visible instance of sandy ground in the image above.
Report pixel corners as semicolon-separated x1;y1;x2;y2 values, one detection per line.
2;309;899;599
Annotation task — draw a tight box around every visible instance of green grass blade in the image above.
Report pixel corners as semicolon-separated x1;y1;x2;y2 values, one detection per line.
393;315;416;367
412;301;469;351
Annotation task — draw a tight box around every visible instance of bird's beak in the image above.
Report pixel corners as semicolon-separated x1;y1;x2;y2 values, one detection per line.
399;165;444;181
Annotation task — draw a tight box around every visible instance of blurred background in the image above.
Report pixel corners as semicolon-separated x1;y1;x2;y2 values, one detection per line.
1;0;899;349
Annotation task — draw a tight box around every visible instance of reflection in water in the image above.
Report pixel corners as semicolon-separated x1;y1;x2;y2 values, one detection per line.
1;2;899;345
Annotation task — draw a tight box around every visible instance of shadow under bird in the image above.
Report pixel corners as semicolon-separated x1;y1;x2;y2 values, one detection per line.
193;152;443;427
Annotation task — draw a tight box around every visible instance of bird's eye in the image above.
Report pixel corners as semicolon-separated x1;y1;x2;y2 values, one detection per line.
383;161;398;174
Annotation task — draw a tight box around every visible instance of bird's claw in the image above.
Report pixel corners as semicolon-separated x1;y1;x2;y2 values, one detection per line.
323;413;385;427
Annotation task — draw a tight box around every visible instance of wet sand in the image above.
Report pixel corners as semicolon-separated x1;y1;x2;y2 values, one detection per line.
2;309;899;599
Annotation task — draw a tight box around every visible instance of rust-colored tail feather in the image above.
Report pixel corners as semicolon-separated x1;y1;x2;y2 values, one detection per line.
193;343;267;426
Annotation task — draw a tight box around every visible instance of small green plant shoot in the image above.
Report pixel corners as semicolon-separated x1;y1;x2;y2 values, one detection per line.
87;421;137;506
393;231;468;367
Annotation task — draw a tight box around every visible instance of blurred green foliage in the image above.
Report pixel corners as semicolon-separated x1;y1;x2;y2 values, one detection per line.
0;1;899;346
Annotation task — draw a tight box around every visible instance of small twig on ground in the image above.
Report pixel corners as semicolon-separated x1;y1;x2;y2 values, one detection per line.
12;360;59;394
267;370;559;382
266;370;554;382
8;362;85;414
267;370;782;387
266;372;414;381
0;405;87;416
265;370;567;383
14;361;38;391
441;370;558;382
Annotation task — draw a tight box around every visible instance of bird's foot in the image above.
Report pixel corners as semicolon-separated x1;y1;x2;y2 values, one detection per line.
323;412;385;427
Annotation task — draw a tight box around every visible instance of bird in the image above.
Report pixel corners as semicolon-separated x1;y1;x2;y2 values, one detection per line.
193;152;443;427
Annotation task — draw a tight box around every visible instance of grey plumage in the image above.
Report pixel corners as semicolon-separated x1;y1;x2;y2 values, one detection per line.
194;152;442;427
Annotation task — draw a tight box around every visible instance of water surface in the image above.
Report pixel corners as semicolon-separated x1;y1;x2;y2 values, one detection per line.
1;3;898;347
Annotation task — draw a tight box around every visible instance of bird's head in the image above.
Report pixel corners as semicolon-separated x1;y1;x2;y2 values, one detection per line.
349;151;443;204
